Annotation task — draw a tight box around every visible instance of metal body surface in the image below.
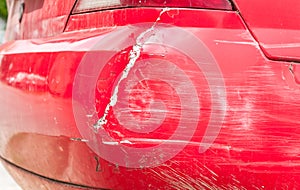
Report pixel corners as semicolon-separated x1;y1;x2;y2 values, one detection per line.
233;0;300;61
1;0;300;189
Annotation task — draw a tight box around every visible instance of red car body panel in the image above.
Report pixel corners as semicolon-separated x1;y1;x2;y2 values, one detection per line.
233;0;300;62
1;1;300;189
5;0;75;40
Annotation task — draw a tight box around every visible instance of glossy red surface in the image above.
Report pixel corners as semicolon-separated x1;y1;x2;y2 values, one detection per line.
233;0;300;62
1;2;300;190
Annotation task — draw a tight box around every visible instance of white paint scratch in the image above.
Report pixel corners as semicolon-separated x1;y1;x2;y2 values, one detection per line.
214;39;258;46
93;8;170;132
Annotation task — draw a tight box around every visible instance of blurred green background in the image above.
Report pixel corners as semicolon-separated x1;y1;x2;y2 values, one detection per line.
0;0;7;20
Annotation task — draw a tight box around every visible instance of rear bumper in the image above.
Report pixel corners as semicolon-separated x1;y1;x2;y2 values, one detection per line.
1;7;300;189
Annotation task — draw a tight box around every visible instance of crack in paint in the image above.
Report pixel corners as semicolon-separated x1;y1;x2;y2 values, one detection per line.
93;8;170;132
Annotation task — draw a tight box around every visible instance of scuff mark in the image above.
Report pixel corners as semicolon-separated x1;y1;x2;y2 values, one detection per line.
94;156;102;172
264;42;300;49
149;162;249;190
119;139;134;145
121;138;203;146
102;140;119;145
214;39;258;46
70;137;89;142
288;63;300;85
93;8;171;132
289;63;294;75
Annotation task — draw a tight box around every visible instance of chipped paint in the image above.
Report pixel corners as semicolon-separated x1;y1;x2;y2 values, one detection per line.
93;8;170;131
70;137;89;142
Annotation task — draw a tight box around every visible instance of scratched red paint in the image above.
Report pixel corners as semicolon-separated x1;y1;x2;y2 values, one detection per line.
0;0;300;189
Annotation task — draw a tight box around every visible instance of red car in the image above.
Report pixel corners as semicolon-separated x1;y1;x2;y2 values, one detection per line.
1;0;300;189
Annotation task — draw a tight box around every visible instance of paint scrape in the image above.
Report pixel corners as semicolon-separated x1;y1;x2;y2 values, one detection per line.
93;8;171;132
